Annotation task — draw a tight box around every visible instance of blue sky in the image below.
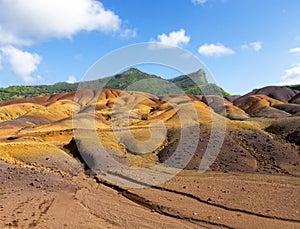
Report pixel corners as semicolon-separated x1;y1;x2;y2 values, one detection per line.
0;0;300;94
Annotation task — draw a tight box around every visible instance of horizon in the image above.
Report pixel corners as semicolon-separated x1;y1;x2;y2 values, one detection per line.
0;0;300;94
1;66;299;96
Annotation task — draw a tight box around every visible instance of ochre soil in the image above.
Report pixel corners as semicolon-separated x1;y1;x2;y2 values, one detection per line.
0;88;299;228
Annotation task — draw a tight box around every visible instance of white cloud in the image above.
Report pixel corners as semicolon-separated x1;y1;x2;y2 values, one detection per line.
0;0;125;45
0;46;42;83
198;43;235;57
0;26;32;46
250;42;262;51
192;0;208;4
120;28;137;39
289;47;300;55
156;29;190;47
241;41;262;52
281;63;300;85
0;0;134;84
66;75;77;84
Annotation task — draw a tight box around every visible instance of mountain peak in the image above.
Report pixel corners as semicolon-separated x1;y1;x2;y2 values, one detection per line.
122;68;144;75
187;69;208;84
194;68;205;74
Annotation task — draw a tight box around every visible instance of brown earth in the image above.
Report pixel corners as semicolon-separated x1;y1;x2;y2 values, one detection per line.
0;88;299;228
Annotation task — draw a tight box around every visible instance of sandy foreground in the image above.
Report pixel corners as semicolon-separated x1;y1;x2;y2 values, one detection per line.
0;159;299;229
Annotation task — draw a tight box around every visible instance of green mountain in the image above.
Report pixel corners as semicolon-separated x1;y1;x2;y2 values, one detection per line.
0;83;78;102
0;68;229;102
170;69;207;88
170;69;229;96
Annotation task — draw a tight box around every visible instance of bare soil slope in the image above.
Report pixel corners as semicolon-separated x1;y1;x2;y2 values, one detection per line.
0;88;299;228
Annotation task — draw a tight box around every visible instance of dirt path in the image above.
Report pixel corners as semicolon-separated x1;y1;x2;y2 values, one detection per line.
1;160;299;228
0;162;204;228
92;172;300;229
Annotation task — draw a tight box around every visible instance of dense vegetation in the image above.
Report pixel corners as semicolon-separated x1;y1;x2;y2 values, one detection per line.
0;83;78;102
288;85;300;91
0;68;229;102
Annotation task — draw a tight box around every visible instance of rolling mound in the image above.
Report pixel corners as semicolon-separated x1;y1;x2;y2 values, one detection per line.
233;92;300;118
290;92;300;104
0;142;82;175
0;86;300;228
242;86;299;103
0;87;298;176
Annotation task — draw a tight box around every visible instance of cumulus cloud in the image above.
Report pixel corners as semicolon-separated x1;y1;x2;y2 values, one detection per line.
281;63;300;85
192;0;208;4
0;46;42;83
0;0;134;83
155;29;190;48
120;28;137;39
66;75;77;84
250;42;262;51
0;26;32;46
289;47;300;55
198;43;235;57
241;41;262;52
0;0;125;45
